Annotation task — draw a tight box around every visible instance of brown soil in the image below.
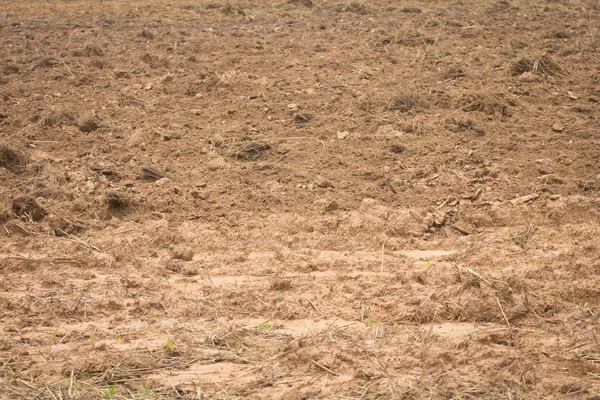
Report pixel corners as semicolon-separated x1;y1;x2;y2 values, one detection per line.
1;0;600;398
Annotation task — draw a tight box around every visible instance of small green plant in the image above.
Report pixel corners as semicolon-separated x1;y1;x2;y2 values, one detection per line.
63;376;79;392
258;321;271;331
52;329;58;343
89;334;95;345
366;317;380;329
380;338;385;345
105;385;116;399
394;321;400;329
165;338;174;355
115;334;121;342
140;380;150;395
427;261;432;269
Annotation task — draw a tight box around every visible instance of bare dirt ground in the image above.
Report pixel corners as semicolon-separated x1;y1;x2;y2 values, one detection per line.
1;0;600;398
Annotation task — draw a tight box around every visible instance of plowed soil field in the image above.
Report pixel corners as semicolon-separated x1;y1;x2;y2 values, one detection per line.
1;0;600;398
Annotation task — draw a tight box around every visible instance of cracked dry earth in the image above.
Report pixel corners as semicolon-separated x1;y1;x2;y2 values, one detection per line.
1;0;600;398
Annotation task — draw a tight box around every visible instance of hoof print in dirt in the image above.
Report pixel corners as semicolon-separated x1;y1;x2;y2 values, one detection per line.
12;196;47;222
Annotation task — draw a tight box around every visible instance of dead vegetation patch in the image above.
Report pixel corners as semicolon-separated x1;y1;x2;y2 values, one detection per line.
0;143;29;172
508;54;561;76
386;92;426;112
456;91;516;116
228;138;272;161
39;107;77;127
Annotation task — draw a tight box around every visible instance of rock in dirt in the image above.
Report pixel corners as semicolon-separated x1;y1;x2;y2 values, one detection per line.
12;197;47;221
206;156;229;171
337;131;350;140
552;122;564;132
155;177;170;187
325;200;339;212
172;245;194;261
376;124;403;137
314;176;334;188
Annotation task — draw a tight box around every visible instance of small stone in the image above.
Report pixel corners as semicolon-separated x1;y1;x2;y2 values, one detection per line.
94;341;107;350
173;245;194;261
206;156;229;171
155;177;170;187
552;122;564;132
315;176;333;188
337;131;350;140
325;201;339;212
376;124;402;137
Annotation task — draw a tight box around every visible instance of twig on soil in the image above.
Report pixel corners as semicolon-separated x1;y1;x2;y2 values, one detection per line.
124;237;142;267
14;223;103;252
305;297;322;315
496;297;511;328
312;360;338;376
467;267;492;286
209;377;231;399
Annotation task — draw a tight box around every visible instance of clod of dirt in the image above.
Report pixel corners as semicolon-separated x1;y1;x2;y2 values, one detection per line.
106;193;132;212
294;113;312;125
401;7;422;13
47;214;82;236
288;0;312;6
0;144;29;172
78;118;99;133
83;44;104;57
315;176;334;188
12;197;47;221
3;64;21;74
139;29;155;39
508;55;561;76
172;245;194;261
35;58;59;69
140;166;164;181
389;144;406;154
270;279;292;291
0;112;6;121
114;70;130;79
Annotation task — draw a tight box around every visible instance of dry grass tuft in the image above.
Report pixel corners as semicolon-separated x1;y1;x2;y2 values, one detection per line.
456;91;516;116
341;1;370;14
386;92;425;112
39;107;77;127
0;143;29;172
229;139;272;161
508;54;561;76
